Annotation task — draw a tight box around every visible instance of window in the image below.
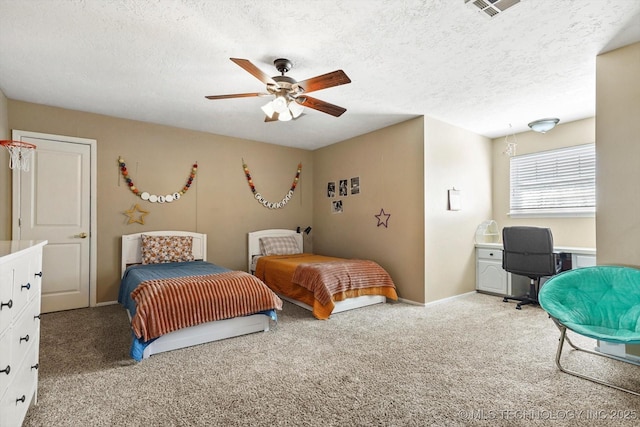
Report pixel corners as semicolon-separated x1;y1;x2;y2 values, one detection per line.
509;143;595;217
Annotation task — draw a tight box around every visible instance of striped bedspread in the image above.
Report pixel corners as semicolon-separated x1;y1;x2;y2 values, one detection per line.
291;259;396;306
131;271;283;341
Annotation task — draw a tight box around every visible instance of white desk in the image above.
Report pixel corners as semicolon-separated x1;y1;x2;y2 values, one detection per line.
475;242;596;296
474;243;640;364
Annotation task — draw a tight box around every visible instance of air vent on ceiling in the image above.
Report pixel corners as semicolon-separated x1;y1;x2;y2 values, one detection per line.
465;0;521;18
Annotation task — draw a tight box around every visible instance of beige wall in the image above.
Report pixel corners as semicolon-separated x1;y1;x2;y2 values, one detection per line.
3;79;610;309
312;115;493;305
0;89;9;239
424;117;493;303
491;117;596;248
7;100;314;303
313;117;425;303
596;42;640;267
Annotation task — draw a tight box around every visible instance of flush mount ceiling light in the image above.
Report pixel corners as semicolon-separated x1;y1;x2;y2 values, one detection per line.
528;118;560;133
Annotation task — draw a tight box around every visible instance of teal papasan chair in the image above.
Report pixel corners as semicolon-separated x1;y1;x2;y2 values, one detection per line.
538;265;640;396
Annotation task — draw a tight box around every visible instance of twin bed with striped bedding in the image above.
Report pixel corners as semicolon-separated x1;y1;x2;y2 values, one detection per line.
119;229;398;360
249;229;398;320
118;231;282;361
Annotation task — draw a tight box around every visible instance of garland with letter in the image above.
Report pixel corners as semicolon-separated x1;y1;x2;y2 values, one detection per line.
242;160;301;209
118;156;197;203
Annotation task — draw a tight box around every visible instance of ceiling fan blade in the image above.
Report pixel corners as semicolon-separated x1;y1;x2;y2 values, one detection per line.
297;96;347;117
230;58;277;85
295;70;351;94
205;92;269;100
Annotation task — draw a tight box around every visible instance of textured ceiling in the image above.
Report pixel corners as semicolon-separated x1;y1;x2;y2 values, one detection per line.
1;0;639;150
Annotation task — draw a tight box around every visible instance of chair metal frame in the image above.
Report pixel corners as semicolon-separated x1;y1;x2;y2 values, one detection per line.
550;317;640;396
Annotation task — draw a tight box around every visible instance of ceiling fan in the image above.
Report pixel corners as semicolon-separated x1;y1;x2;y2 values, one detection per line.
205;58;351;122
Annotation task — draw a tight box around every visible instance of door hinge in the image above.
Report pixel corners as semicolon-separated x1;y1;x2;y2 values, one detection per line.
18;218;21;227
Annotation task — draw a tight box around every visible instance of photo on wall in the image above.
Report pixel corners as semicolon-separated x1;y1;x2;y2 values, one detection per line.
327;181;336;197
339;179;348;196
332;200;343;214
350;177;360;195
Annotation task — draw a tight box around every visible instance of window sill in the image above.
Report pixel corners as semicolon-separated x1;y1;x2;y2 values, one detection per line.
508;210;595;219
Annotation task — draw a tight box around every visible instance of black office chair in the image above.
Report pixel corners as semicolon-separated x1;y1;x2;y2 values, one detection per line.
501;226;562;310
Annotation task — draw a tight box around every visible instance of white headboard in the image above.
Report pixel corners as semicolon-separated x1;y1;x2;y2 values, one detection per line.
247;229;303;272
121;230;207;277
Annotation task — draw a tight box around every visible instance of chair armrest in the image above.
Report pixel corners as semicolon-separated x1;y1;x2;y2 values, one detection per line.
554;253;563;274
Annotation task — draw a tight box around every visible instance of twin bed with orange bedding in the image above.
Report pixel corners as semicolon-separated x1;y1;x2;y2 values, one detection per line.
249;229;398;319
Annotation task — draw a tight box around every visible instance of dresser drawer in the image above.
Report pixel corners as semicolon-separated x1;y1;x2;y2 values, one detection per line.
0;329;12;393
0;266;13;335
10;298;40;366
476;248;503;261
0;351;37;427
11;254;34;316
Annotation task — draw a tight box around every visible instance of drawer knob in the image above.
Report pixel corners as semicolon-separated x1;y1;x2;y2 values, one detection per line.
21;282;31;291
16;395;26;404
20;334;29;343
31;363;39;370
0;365;9;375
35;271;43;277
0;299;12;310
489;252;494;256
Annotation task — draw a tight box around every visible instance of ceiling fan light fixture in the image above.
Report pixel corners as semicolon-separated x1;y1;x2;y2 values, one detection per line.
272;96;288;113
278;109;293;122
289;100;304;118
261;101;276;118
528;118;560;133
206;58;351;121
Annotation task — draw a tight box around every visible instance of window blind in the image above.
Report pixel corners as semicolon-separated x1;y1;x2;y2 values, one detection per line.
509;143;595;216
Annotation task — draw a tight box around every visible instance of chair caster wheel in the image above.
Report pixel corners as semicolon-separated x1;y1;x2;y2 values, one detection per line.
503;297;508;303
516;305;522;310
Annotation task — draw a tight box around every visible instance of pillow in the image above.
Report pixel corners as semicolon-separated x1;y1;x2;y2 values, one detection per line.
259;235;301;256
141;235;195;265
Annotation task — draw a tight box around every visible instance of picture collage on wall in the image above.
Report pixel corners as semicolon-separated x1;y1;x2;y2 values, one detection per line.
327;177;359;214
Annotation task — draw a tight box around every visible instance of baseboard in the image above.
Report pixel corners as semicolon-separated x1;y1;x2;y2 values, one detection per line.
95;300;119;307
396;297;425;306
425;291;477;307
397;291;476;307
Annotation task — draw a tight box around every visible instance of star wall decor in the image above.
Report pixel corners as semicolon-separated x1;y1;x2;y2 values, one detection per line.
124;204;149;225
375;208;391;228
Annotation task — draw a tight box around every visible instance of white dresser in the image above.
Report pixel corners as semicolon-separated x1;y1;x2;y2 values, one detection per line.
0;240;46;427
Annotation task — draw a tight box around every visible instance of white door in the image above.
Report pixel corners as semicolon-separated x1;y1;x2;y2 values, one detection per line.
12;130;96;313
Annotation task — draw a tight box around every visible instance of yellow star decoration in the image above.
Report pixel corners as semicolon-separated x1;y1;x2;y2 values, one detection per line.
124;204;149;225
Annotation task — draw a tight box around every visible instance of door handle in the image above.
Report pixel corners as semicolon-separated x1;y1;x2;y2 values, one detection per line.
75;232;88;239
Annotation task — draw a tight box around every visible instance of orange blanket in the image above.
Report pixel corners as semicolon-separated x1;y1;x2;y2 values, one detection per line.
131;271;283;341
255;254;397;319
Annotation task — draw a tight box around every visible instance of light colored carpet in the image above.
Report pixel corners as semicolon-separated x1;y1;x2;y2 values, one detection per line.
24;293;640;426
